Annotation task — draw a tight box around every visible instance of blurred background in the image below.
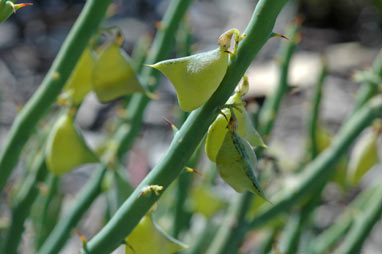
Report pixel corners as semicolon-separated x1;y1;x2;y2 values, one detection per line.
0;0;381;253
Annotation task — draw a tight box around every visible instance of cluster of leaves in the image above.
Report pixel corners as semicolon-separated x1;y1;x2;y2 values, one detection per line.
0;0;381;253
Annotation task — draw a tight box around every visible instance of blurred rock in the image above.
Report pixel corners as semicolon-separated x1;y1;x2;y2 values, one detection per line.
246;51;322;97
325;42;379;74
0;22;17;47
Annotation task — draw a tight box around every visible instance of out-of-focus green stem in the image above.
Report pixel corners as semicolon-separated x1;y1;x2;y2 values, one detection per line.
86;0;290;253
258;21;300;137
172;21;195;238
36;174;60;248
0;0;111;193
309;185;379;254
172;145;202;237
248;96;382;231
336;185;382;254
189;220;218;254
3;155;48;254
307;63;327;159
258;227;280;254
37;0;193;252
277;63;327;254
207;193;252;254
278;184;324;254
352;50;382;114
38;166;106;254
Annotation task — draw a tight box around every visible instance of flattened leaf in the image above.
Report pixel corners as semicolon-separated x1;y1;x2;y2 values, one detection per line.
216;129;268;201
46;113;98;176
93;42;147;103
60;48;95;105
347;130;379;185
125;213;188;254
149;48;228;112
205;92;265;162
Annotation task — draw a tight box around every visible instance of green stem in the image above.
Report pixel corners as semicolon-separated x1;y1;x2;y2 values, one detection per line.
188;220;218;254
307;63;327;160
351;51;382;114
172;23;195;238
37;0;193;252
259;21;299;137
0;0;111;193
36;174;60;248
258;227;280;254
3;155;48;254
278;184;324;254
37;166;106;254
248;96;382;230
309;185;379;254
336;185;382;254
86;0;290;253
207;193;252;254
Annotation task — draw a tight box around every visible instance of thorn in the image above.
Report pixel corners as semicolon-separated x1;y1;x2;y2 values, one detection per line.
10;3;33;13
185;167;202;176
271;32;289;41
163;118;178;132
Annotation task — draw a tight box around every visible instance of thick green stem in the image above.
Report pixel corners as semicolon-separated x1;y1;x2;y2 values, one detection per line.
248;96;382;230
3;155;48;254
86;0;289;253
0;0;111;193
38;166;106;254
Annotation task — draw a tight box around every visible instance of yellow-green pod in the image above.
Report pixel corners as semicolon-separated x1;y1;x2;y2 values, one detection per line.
60;48;96;105
205;92;266;162
216;118;268;201
125;212;188;254
149;48;229;112
45;112;98;176
347;130;379;185
92;42;147;103
190;185;226;217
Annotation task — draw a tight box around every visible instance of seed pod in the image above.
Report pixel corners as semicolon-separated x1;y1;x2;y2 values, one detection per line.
216;117;268;201
46;112;98;176
148;47;229;112
125;212;188;254
59;48;96;105
92;41;147;103
347;130;379;185
205;92;266;162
